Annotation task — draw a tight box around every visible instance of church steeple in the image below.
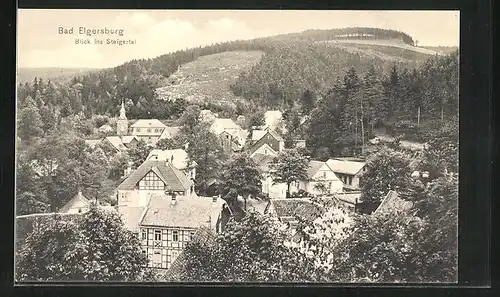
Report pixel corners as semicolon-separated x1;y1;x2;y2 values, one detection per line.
117;99;128;136
119;99;127;119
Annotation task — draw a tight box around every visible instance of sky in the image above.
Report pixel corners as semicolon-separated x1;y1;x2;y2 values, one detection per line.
17;10;460;69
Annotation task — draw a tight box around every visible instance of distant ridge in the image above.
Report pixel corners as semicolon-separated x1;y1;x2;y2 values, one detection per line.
17;67;100;84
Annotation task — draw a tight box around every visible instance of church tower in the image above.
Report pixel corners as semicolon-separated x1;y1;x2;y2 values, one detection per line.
117;100;128;136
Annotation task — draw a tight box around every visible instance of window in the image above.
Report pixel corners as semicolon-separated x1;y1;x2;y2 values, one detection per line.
348;176;353;185
141;230;147;240
154;230;161;241
147;128;151;132
189;231;195;241
323;172;327;178
137;128;141;133
172;230;179;241
138;171;165;190
78;208;82;213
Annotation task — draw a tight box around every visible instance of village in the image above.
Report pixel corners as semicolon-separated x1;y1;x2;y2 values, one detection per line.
17;100;428;273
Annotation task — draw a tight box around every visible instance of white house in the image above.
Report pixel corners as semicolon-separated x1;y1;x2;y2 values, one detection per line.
116;159;195;208
58;191;91;214
326;158;366;190
296;161;344;196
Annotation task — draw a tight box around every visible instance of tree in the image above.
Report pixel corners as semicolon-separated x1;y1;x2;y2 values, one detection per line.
178;105;201;134
300;89;317;113
17;96;44;142
363;65;389;135
16;206;154;281
248;110;265;128
17;192;49;216
270;149;309;198
81;147;109;202
108;152;130;180
180;211;327;282
421;118;459;177
155;138;176;150
39;105;57;134
360;147;413;203
127;139;151;169
220;154;262;208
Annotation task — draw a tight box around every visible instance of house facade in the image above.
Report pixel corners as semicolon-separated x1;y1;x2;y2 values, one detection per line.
210;118;247;152
118;194;230;269
326;158;366;190
251;153;289;199
297;161;344;196
249;130;285;158
59;191;91;214
129;119;168;144
116;159;195;207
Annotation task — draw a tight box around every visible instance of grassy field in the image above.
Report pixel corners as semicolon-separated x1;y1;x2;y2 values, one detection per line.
155;51;264;109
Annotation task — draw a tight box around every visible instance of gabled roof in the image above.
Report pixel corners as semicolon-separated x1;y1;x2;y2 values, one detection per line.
266;198;322;222
116;159;193;191
121;135;139;144
59;191;90;213
266;129;284;141
130;119;167;128
210;118;242;134
307;160;326;179
140;195;227;229
159;126;181;139
105;136;128;151
251;130;268;141
116;206;147;233
326;159;366;176
373;190;414;214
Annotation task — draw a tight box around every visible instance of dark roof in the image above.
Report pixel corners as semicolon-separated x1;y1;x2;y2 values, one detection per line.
373;190;413;214
306;160;326;179
267;198;322;222
249;130;283;156
163;226;216;281
140;195;227;229
116;159;193;191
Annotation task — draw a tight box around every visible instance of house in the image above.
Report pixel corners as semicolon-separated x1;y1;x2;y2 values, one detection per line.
249;130;284;158
264;198;322;226
129;119;168;144
103;136;140;152
116;159;195;207
84;139;102;149
131;194;230;269
98;124;114;133
210;118;247;152
326;158;367;190
333;191;362;210
252;153;288;199
58;191;91;214
146;149;197;180
373;190;413;215
295;161;344;196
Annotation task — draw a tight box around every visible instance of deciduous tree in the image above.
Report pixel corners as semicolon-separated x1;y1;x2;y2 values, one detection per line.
270;149;309;198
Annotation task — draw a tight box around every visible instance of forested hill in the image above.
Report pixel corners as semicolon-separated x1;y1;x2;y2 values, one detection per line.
17;68;98;84
17;27;456;123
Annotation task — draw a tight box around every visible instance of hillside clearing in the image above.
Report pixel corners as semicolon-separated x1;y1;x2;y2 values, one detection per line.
155;51;264;108
317;39;444;56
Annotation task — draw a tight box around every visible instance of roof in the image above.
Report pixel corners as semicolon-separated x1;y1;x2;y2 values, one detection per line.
334;191;362;205
59;191;91;213
264;110;283;128
121;135;139;144
159;126;181;139
373;190;414;214
266;198;322;222
307;160;326;179
98;124;113;132
105;136;128;151
210;118;241;132
140;195;227;229
130;119;167;128
326;159;366;176
116;159;193;191
251;130;268;141
147;149;196;169
117;206;147;233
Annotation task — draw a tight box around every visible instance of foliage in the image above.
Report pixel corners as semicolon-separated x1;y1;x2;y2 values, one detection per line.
127;139;151;169
155;138;176;150
180;211;327;282
16;206;153;281
17;192;49;216
220;154;262;206
17;96;44;142
360;147;413;203
270;149;309;197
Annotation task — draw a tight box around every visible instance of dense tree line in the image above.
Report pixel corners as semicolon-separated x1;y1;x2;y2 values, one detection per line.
304;50;458;158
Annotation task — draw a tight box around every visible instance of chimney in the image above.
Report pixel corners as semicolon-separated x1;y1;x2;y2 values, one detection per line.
171;192;177;205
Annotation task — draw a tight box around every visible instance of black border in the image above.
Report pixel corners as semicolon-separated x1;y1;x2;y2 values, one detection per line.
2;0;494;296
